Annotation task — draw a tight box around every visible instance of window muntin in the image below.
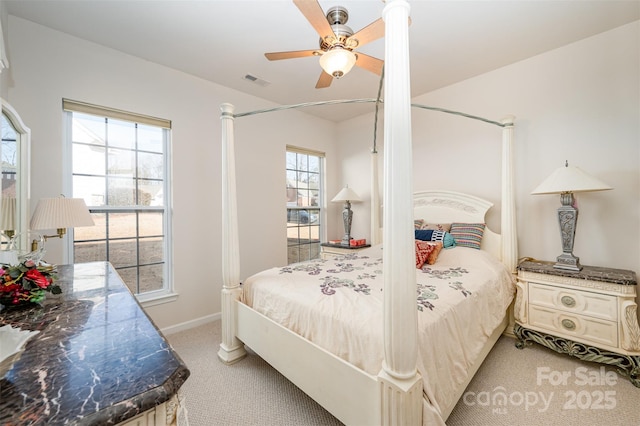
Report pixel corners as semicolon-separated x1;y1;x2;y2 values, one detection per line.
67;104;171;297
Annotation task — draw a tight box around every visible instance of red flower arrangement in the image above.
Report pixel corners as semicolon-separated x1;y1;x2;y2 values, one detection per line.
0;260;60;306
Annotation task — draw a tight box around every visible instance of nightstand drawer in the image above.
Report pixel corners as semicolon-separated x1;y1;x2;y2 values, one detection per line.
528;282;618;321
529;305;618;348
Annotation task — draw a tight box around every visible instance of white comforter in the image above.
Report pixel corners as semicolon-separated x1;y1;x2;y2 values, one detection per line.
242;244;515;421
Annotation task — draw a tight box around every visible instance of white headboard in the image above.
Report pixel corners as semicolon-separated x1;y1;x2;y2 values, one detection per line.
413;190;501;261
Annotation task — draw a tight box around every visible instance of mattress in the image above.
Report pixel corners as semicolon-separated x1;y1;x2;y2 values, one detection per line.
242;244;515;419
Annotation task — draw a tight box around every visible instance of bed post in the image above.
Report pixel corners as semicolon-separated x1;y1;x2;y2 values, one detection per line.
370;150;381;245
218;102;247;364
500;115;517;273
378;1;423;425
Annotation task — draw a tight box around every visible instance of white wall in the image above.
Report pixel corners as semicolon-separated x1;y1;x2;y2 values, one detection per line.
3;16;338;329
4;14;639;331
0;3;7;99
341;21;639;276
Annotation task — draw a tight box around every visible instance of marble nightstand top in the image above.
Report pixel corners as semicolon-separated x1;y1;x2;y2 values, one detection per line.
518;259;637;286
0;262;190;425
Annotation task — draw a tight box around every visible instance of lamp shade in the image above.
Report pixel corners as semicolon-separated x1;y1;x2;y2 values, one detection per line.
331;186;361;203
531;163;612;195
30;197;94;230
0;197;16;231
0;250;19;265
319;48;357;79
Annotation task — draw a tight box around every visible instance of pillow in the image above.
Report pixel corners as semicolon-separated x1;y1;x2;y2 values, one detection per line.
449;223;486;250
415;240;436;268
421;223;451;232
414;220;451;232
414;229;433;241
426;241;443;265
414;229;456;248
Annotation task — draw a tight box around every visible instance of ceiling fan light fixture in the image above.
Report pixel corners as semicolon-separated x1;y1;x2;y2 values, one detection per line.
319;48;356;79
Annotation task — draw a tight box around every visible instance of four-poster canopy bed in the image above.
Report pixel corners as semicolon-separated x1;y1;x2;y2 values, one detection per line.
218;1;517;425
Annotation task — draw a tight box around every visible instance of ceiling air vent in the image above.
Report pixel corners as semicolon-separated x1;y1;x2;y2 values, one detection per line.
242;74;271;87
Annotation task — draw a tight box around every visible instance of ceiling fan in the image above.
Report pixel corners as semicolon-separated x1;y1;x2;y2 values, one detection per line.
264;0;385;89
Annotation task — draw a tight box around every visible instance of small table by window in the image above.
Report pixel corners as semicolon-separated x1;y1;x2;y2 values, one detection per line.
320;242;371;260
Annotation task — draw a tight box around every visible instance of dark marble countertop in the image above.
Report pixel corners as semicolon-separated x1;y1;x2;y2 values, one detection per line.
518;259;637;286
0;262;190;425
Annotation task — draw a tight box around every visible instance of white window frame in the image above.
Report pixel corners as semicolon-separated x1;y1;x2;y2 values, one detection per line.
286;145;325;264
63;99;175;306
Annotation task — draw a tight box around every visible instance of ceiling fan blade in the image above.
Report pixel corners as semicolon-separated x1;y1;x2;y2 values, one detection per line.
347;18;384;48
265;49;319;61
294;0;335;39
315;71;333;89
355;53;384;76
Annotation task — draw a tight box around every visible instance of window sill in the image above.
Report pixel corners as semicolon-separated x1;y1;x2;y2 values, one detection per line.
137;290;179;308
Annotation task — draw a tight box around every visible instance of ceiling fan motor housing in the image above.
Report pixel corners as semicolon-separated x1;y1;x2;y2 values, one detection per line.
320;24;354;50
319;6;355;50
326;6;349;25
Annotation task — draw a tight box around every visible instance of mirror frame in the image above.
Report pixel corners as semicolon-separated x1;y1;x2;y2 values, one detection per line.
1;99;30;249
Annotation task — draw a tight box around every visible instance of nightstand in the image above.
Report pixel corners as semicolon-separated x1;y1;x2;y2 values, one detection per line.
320;242;371;260
514;259;640;387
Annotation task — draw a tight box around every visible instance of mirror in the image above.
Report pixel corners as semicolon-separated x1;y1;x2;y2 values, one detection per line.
1;99;30;254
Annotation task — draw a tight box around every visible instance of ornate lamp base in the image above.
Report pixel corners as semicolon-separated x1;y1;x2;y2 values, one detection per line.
555;192;582;271
555;253;581;271
340;201;353;246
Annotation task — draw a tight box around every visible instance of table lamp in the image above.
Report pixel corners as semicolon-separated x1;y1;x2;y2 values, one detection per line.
30;196;95;252
0;197;16;238
331;185;361;246
531;161;612;271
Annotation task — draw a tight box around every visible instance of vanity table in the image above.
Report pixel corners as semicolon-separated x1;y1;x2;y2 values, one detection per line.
0;262;190;425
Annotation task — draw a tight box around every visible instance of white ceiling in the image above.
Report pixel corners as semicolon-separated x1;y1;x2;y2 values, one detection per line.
4;0;639;122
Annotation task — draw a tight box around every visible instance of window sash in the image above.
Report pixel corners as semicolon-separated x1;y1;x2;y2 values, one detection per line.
286;147;324;264
66;105;172;299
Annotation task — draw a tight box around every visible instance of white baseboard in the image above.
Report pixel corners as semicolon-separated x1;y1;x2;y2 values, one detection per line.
161;312;221;335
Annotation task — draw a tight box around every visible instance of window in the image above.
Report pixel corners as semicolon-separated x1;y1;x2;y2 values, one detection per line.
64;100;172;299
1;113;16;200
286;147;323;264
1;112;17;248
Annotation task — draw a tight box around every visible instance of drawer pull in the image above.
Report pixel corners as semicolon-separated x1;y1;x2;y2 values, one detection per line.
561;319;576;330
561;296;576;307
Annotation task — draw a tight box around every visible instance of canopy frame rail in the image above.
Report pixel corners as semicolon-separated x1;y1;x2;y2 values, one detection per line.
224;99;514;252
230;98;509;129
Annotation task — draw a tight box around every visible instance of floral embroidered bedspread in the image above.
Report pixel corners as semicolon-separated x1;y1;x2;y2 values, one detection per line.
242;244;515;415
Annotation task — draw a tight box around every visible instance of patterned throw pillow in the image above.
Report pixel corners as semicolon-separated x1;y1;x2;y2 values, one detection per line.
449;223;486;250
415;240;436;268
414;229;456;248
426;241;443;265
421;223;452;232
414;219;452;232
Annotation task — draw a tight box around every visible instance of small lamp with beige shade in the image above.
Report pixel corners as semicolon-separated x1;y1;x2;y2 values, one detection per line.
531;161;612;271
29;197;95;259
331;185;361;246
0;197;16;238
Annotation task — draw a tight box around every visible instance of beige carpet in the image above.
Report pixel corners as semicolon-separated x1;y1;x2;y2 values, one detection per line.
167;321;640;425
